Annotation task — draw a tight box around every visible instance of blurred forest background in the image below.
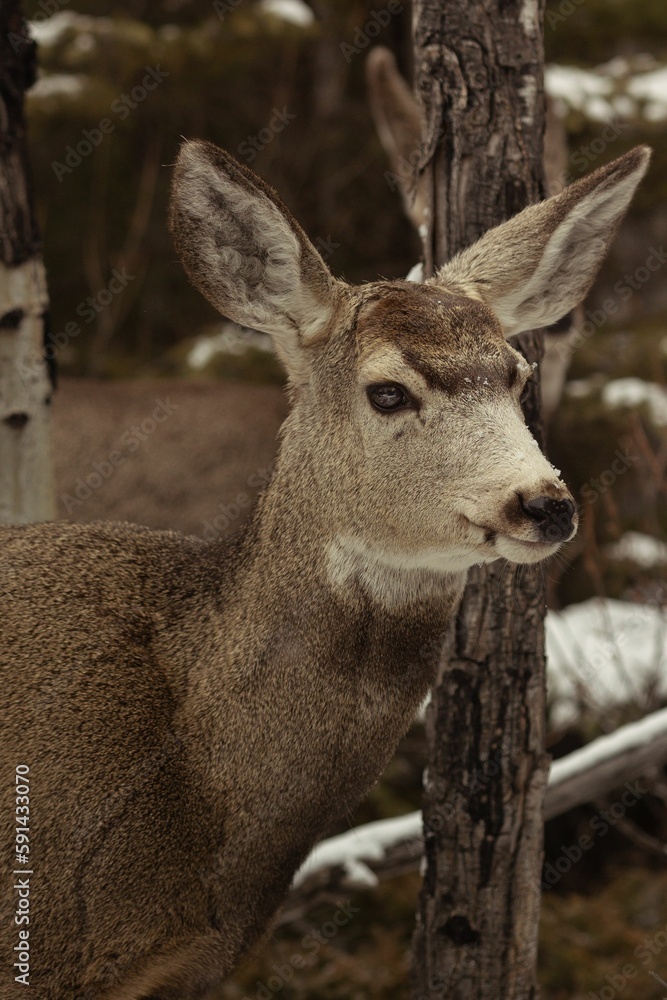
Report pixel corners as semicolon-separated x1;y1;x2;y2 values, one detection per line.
24;0;667;375
20;0;667;997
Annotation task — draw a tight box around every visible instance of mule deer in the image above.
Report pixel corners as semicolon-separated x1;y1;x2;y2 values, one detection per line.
0;141;649;999
366;45;583;422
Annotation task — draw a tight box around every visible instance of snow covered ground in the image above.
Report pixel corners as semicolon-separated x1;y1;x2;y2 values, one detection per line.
29;73;87;101
546;598;667;726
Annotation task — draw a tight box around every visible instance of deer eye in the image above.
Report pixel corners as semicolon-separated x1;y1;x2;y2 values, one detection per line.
519;369;535;405
367;383;412;412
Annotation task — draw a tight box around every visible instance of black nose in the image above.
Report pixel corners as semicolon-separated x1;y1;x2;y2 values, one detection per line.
520;495;575;543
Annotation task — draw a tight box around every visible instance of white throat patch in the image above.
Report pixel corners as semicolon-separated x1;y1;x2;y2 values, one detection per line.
325;535;485;608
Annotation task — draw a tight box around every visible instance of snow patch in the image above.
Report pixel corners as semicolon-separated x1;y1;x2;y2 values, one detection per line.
187;324;271;370
258;0;315;27
627;67;667;122
72;32;96;54
546;598;667;726
29;73;87;100
602;377;667;427
29;11;80;46
566;378;596;399
294;812;421;888
545;58;667;124
604;531;667;568
548;706;667;786
545;65;614;121
405;262;424;284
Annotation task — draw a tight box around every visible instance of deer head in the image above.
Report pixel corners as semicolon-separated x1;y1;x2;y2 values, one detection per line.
170;142;649;593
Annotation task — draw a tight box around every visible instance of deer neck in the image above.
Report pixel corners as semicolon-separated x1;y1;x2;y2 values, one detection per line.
204;430;466;741
174;431;466;932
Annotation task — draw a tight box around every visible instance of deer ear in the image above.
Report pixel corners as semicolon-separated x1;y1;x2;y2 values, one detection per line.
366;46;428;232
433;146;651;337
169;140;345;380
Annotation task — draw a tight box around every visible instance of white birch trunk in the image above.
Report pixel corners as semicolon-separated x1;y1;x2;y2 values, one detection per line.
0;255;55;523
0;0;56;525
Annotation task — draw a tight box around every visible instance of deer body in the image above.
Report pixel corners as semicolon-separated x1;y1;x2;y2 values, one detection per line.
2;513;457;998
0;141;649;999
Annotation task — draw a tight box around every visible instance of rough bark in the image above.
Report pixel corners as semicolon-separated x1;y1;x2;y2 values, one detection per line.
0;0;55;523
410;2;549;998
411;0;547;275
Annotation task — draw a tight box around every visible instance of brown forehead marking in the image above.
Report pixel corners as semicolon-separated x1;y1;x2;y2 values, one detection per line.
357;282;517;394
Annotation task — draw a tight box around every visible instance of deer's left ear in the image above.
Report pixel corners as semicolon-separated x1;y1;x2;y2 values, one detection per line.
432;146;651;337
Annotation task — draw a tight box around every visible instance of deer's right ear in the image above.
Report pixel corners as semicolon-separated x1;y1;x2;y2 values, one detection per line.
169;140;345;380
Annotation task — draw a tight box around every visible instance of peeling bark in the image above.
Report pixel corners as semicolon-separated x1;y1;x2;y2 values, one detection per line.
411;2;549;998
0;0;55;523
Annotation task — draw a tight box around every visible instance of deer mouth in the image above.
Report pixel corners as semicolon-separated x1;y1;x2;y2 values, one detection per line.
503;536;553;548
461;516;563;564
494;533;562;564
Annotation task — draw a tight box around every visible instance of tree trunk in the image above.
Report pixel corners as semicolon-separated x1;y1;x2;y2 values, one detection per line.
0;0;55;524
410;2;549;999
